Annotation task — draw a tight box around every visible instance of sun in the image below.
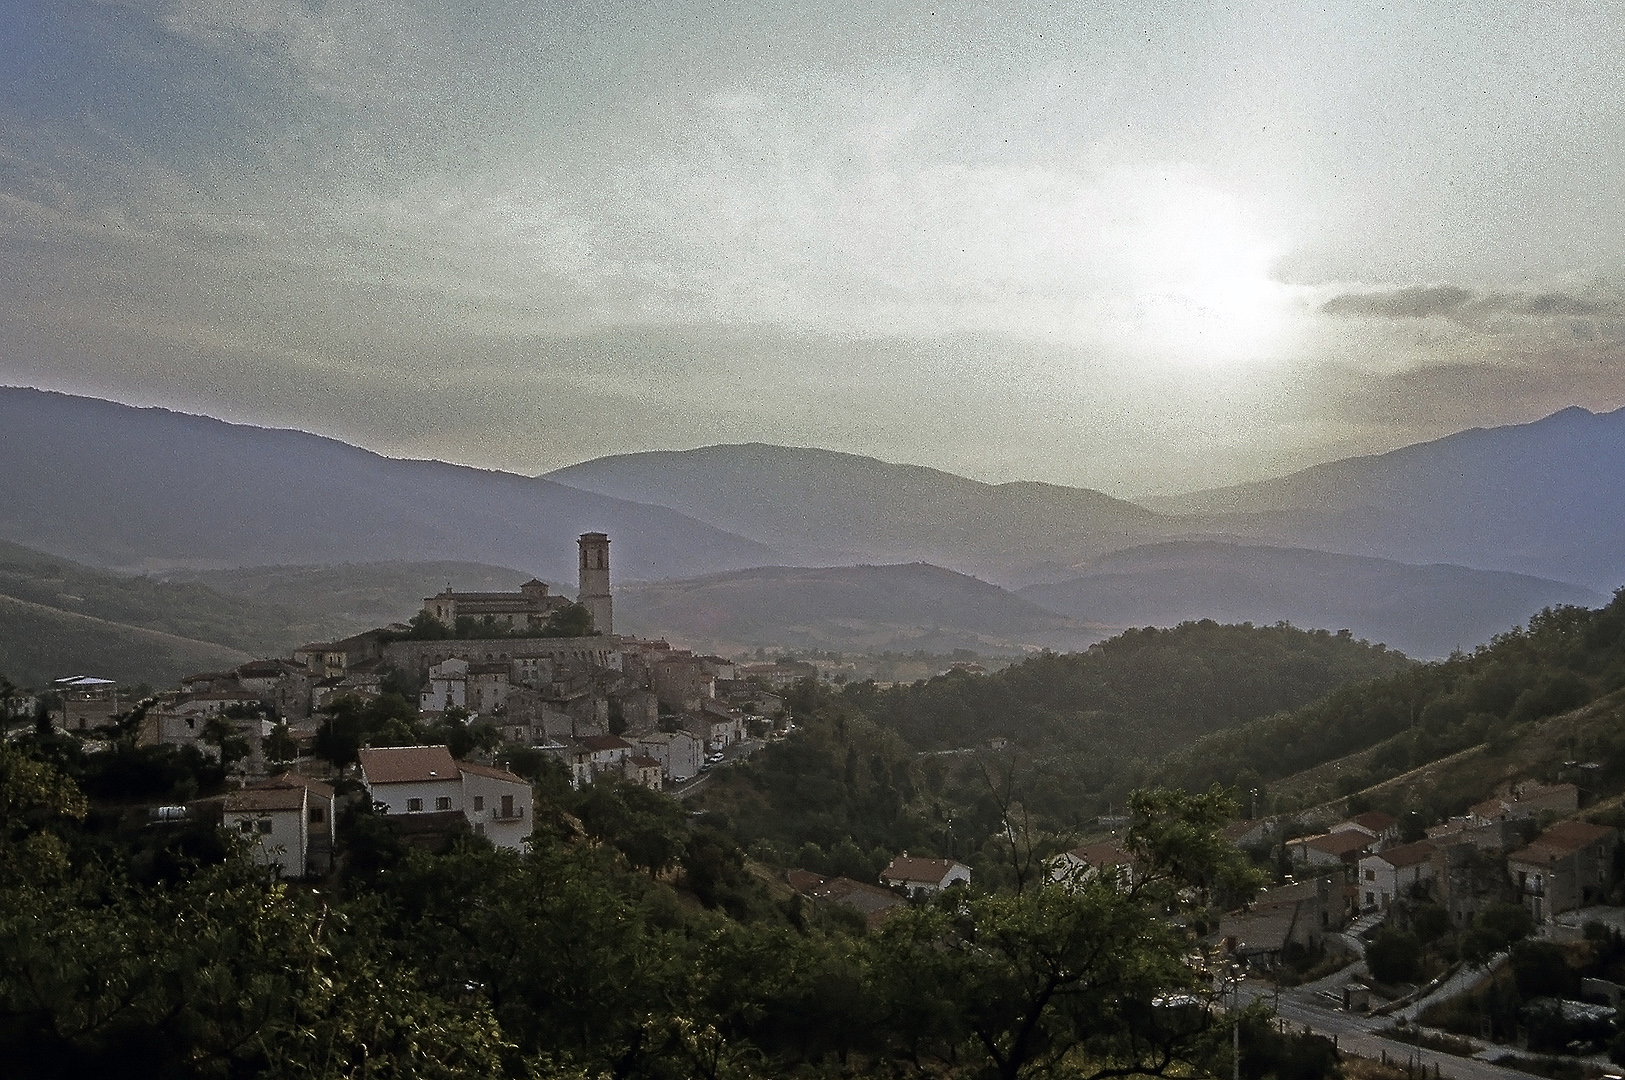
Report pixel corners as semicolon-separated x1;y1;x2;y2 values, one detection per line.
1120;181;1295;370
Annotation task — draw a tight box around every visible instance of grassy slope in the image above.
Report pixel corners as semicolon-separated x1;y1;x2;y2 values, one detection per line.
0;541;326;658
162;560;539;640
0;592;252;687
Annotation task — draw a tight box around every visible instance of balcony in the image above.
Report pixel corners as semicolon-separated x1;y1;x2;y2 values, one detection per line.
489;806;525;821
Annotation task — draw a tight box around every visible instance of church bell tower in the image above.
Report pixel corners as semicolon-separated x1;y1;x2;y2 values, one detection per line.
576;532;612;635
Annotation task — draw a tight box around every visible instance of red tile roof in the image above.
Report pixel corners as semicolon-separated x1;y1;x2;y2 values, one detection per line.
456;760;527;785
1347;810;1398;832
882;855;966;885
1370;840;1436;869
358;745;459;785
1509;820;1618;864
1299;831;1372;857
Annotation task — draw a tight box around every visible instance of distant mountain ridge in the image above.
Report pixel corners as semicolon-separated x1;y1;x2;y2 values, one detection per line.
1018;541;1603;659
615;562;1099;655
548;443;1166;586
1143;405;1625;589
0;388;778;582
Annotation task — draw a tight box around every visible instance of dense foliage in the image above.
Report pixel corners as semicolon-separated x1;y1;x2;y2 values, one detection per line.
849;621;1411;761
0;716;1331;1080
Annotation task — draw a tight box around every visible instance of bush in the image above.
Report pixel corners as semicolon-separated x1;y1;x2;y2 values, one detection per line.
1367;929;1423;984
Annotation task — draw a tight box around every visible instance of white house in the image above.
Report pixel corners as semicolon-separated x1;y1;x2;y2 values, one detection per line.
635;730;705;782
1288;830;1372;868
224;773;334;877
356;745;534;851
1357;840;1438;911
563;735;634;787
1047;841;1140;890
457;760;534;849
683;710;745;753
420;658;470;713
881;855;972;897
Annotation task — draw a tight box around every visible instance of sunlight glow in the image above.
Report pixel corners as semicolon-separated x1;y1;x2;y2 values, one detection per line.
1117;180;1296;370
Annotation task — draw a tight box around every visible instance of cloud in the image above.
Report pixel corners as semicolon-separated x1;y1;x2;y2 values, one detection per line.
1321;284;1617;325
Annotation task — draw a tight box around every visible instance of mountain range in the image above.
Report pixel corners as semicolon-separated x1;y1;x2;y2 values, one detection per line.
0;388;776;582
4;386;1622;666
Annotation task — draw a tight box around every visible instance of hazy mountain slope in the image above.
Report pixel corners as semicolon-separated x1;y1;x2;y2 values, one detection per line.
1147;406;1625;589
1019;541;1603;659
547;444;1167;586
615;563;1100;654
162;561;553;641
0;388;778;582
0;541;329;658
0;593;252;688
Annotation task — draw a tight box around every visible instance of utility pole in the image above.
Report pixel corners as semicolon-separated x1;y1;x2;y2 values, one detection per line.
1229;964;1246;1080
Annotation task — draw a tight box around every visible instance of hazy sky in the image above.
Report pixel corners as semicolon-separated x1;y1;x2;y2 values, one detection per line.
4;1;1625;496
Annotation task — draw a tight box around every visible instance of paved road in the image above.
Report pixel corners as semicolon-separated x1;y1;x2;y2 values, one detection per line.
670;772;713;801
1239;973;1539;1080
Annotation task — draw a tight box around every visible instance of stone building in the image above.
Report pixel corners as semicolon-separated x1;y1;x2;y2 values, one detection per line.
1508;820;1620;922
421;579;571;630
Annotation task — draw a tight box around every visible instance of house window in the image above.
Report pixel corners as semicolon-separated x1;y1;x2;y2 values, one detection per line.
1365;869;1375;881
240;820;255;834
501;795;514;818
435;796;452;811
474;796;484;812
407;798;423;812
258;819;273;834
309;806;324;824
475;823;485;836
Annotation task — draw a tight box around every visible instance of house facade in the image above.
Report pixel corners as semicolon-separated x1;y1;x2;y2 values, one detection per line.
357;745;533;850
224;773;334;877
1357;840;1438;911
634;730;704;782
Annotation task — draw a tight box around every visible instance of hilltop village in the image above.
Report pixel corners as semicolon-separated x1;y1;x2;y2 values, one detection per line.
53;533;803;862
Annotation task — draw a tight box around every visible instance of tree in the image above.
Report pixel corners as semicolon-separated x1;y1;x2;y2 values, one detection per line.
542;602;595;638
264;722;298;769
871;877;1211;1080
864;787;1259;1080
314;693;423;767
0;740;88;887
200;714;251;771
1366;929;1423;984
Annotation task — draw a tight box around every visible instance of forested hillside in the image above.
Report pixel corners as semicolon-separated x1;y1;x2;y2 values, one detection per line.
848;621;1413;759
1159;591;1625;805
693;623;1412;867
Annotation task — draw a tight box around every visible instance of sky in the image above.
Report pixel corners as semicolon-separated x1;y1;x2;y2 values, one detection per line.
3;1;1625;497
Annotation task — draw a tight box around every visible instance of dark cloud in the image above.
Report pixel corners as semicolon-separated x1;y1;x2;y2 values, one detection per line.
1322;285;1614;323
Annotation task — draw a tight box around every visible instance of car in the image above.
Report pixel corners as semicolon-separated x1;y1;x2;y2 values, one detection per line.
707;752;725;763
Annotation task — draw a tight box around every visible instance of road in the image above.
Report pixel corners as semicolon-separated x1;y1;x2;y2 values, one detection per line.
1239;968;1539;1080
